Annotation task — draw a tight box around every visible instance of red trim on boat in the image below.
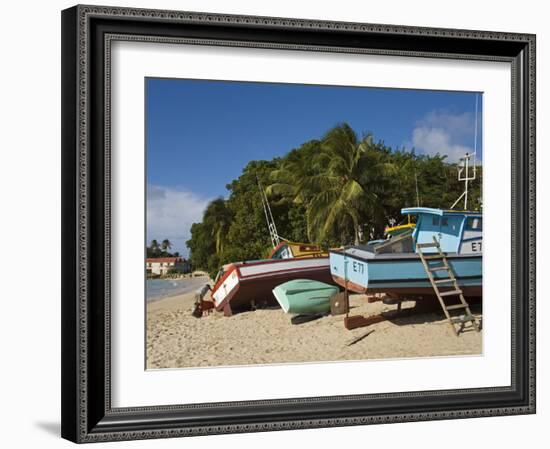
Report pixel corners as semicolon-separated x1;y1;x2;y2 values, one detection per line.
211;264;238;295
332;275;367;293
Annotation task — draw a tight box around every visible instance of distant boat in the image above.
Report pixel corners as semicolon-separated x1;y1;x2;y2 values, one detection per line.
272;279;339;314
210;241;336;316
329;207;482;298
384;216;415;238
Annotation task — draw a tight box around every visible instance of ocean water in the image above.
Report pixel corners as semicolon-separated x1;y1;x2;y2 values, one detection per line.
146;277;211;302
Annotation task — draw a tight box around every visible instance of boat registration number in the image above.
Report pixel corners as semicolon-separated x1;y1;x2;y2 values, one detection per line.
470;241;482;252
351;260;365;274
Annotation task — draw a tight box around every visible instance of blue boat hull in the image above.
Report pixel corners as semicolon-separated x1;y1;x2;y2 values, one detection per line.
329;250;482;298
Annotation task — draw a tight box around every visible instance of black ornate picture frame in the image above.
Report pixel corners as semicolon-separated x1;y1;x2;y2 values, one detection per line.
61;4;536;443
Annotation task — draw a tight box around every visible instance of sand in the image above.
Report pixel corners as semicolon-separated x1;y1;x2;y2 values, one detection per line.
146;289;482;369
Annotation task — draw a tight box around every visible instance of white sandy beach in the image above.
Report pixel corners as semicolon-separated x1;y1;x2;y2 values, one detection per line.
146;287;482;369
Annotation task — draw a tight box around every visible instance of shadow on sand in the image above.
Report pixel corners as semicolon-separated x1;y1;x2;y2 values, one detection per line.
378;297;483;333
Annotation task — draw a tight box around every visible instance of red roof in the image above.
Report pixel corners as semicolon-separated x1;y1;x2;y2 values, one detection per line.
145;257;183;263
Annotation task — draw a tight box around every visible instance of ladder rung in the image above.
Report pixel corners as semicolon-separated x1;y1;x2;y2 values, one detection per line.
417;240;477;335
429;266;448;272
434;278;454;284
417;242;439;248
446;304;468;311
439;289;462;297
450;315;475;324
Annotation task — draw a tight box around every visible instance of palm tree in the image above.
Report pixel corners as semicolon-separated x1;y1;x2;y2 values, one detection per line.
266;140;320;206
267;124;399;245
161;239;172;254
149;239;160;256
305;123;374;245
363;147;415;236
204;198;233;256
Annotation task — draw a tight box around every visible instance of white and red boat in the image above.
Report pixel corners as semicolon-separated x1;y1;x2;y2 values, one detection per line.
210;241;335;316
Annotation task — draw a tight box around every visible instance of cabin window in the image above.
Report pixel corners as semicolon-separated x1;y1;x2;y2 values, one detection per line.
466;217;483;230
272;246;291;259
441;217;449;226
432;216;440;226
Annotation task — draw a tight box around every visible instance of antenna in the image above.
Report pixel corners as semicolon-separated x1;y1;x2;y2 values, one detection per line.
450;94;479;211
257;176;280;248
473;94;478;169
414;169;420;207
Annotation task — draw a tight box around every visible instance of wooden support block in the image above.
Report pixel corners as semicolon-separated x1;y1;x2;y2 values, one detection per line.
223;303;233;317
330;292;349;315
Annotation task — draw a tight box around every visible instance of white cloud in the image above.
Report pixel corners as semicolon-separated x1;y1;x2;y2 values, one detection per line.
421;110;473;138
411;127;472;163
408;110;478;163
147;185;211;257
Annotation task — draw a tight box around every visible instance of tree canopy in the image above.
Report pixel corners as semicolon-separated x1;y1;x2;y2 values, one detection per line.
186;123;481;277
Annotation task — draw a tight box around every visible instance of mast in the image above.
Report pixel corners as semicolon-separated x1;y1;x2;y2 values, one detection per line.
450;152;476;210
257;177;280;249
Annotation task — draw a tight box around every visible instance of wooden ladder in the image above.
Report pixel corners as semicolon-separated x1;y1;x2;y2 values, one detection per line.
416;236;480;336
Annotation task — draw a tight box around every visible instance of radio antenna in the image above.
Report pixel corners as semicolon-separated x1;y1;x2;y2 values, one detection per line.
414;169;420;207
451;94;479;210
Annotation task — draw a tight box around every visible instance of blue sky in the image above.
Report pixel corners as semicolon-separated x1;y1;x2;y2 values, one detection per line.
146;78;482;256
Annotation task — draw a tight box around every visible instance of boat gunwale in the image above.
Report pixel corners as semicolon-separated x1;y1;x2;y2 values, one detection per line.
328;249;482;263
331;274;482;295
401;207;482;217
240;265;331;282
234;255;329;268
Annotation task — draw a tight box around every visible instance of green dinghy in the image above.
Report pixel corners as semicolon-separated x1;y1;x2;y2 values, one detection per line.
272;279;339;314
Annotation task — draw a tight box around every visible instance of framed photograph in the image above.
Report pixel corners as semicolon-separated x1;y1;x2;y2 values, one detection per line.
61;4;536;443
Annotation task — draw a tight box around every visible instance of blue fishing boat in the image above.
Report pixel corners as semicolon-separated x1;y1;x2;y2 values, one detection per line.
329;207;482;298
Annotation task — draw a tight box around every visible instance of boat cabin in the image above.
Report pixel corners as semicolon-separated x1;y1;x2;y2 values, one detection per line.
268;241;327;259
375;207;482;255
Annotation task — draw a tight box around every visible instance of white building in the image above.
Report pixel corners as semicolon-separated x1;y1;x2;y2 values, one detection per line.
146;257;190;276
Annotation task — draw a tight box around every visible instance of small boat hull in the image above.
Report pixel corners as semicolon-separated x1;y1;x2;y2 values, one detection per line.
211;257;335;314
272;279;339;314
329;249;482;298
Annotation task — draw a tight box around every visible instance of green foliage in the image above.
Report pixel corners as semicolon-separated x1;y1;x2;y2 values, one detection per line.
186;209;224;279
223;160;275;263
186;122;482;276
